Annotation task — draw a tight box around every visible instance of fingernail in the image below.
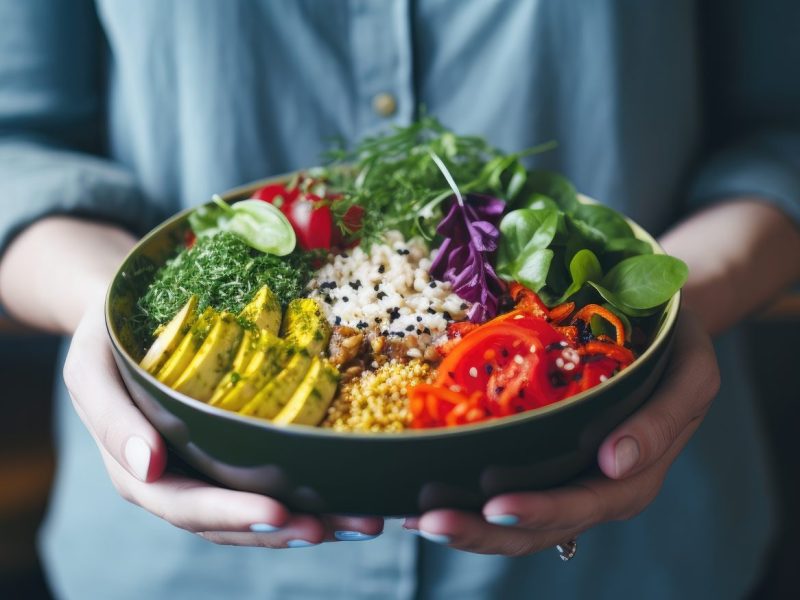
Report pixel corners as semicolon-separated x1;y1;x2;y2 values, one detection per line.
334;530;379;542
286;539;315;548
614;436;640;477
124;436;151;482
486;514;519;526
249;523;281;533
416;530;452;544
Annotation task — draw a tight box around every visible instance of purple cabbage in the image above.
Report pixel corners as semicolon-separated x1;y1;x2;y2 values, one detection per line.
430;194;507;322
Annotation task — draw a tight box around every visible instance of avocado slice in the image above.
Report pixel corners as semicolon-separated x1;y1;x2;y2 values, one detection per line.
239;285;282;335
207;327;261;405
281;298;331;354
172;312;243;402
139;295;199;374
210;334;293;412
239;350;313;419
272;357;340;426
156;307;217;386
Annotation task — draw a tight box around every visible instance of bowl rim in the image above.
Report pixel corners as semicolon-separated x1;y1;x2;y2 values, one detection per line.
106;173;681;441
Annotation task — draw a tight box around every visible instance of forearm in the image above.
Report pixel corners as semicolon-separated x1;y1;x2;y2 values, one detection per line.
660;199;800;336
0;216;137;335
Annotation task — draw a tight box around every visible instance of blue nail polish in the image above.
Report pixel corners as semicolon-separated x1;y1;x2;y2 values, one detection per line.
417;530;452;545
286;539;315;548
486;514;519;526
249;523;280;533
334;530;379;542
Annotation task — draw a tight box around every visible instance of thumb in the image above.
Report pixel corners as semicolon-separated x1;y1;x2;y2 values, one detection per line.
597;310;719;479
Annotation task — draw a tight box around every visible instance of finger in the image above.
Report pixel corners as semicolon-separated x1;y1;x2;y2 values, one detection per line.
597;310;719;479
484;422;698;531
408;509;581;557
64;302;167;482
322;515;385;542
101;448;292;534
199;514;326;548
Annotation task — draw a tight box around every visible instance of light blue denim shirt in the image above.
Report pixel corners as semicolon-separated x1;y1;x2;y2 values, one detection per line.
2;1;799;598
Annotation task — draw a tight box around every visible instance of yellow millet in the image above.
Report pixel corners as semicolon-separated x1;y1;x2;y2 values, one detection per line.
322;359;434;432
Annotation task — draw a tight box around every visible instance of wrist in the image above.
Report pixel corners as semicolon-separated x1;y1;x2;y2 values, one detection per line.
0;217;137;334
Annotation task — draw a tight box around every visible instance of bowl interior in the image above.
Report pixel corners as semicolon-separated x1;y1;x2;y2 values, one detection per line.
106;177;681;439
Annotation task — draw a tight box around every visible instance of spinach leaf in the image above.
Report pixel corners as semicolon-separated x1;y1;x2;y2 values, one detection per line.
514;247;554;292
496;208;559;275
555;249;602;304
586;282;661;317
604;237;654;256
599;254;688;309
573;204;635;240
517;193;558;212
515;170;579;213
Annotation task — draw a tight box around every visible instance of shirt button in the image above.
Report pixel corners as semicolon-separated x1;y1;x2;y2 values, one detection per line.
372;93;397;117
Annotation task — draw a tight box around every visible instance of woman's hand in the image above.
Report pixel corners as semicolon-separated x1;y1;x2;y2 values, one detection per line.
63;296;384;548
403;310;719;555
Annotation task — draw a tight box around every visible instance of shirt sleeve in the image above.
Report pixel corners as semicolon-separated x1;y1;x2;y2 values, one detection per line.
0;0;159;255
689;0;800;228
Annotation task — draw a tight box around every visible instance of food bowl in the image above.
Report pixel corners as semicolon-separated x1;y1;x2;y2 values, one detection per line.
106;175;680;516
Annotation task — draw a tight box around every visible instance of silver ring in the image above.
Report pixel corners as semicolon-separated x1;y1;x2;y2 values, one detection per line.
556;538;578;562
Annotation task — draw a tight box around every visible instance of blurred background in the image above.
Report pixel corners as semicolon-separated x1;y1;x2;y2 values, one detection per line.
1;297;798;599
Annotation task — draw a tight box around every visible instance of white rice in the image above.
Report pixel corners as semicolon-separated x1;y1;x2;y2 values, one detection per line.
307;231;470;358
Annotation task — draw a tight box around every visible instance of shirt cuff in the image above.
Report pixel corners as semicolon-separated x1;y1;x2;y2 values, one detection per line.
688;130;800;228
0;137;160;255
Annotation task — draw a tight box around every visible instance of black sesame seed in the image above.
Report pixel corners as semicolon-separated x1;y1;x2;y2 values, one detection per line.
388;308;401;322
324;295;332;304
429;281;437;288
423;327;431;335
416;316;423;322
443;311;453;321
349;280;362;290
395;331;405;338
495;386;505;394
376;291;387;300
378;265;385;273
485;364;493;375
460;303;468;310
374;317;382;323
426;308;436;314
373;284;380;292
342;296;349;302
381;329;388;336
405;325;414;332
397;248;410;255
334;316;342;325
357;321;368;329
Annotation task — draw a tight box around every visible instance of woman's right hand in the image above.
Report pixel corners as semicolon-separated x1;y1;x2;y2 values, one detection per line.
63;296;384;547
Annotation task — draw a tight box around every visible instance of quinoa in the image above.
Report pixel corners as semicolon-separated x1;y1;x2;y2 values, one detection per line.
307;231;469;359
322;359;433;432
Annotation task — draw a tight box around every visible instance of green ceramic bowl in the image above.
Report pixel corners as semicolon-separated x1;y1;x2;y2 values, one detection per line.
106;176;680;516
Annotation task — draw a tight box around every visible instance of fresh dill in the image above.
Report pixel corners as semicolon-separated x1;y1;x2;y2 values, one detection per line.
137;232;315;336
320;116;556;247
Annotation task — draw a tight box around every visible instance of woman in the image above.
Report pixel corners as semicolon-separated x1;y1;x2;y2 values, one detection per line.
1;1;798;598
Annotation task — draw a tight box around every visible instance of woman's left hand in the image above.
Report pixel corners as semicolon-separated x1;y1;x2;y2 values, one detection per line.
404;309;719;556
